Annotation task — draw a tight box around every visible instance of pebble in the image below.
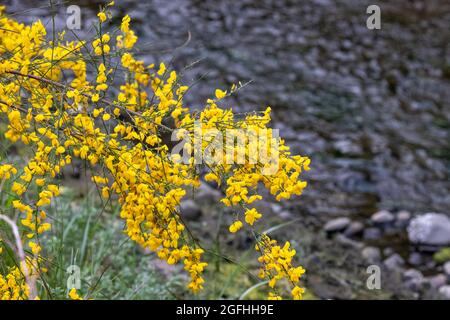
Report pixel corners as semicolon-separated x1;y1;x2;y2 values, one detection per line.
324;217;351;232
371;210;395;225
403;269;425;292
344;221;364;237
408;252;423;266
363;228;381;240
196;183;222;203
395;210;411;228
438;285;450;299
426;274;447;289
362;246;381;263
384;253;405;270
443;261;450;278
179;199;202;220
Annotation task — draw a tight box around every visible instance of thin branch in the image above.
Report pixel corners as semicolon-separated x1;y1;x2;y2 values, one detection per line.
0;214;37;299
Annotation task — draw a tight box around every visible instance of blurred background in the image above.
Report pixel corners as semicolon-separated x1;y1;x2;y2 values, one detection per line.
3;0;450;299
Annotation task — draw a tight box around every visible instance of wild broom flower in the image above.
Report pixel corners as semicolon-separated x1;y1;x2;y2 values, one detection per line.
0;4;309;300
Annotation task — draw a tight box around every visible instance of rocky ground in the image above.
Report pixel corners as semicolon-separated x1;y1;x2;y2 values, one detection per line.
178;182;450;299
4;0;450;299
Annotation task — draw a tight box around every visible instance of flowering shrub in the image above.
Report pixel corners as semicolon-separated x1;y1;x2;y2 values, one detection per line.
0;2;310;300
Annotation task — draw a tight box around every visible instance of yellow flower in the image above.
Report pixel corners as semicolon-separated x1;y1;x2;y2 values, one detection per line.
97;12;107;22
228;220;243;233
291;286;304;300
244;208;262;226
28;241;41;255
56;146;65;155
215;89;227;99
68;288;82;300
157;62;166;76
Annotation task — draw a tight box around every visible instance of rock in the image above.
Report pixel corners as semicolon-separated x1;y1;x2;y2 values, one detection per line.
324;217;351;232
278;210;292;219
362;246;381;263
383;247;394;256
408;252;423;266
438;285;450;299
384;253;405;270
443;261;450;278
363;227;381;240
407;213;450;246
179;200;202;220
403;269;424;281
403;269;425;292
195;183;222;203
344;221;364;237
395;210;411;228
371;210;395;225
426;274;447;289
270;203;283;214
336;234;364;249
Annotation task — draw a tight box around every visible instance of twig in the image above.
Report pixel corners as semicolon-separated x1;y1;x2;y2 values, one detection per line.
0;214;37;299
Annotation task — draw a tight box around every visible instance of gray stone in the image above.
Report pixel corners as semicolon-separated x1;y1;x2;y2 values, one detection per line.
278;210;292;219
344;221;364;237
324;217;351;232
443;261;450;277
407;213;450;246
426;274;447;289
403;269;425;292
395;210;411;228
179;200;202;220
403;269;424;281
408;252;423;266
371;210;395;224
384;253;405;270
195;183;222;203
362;246;381;263
270;203;283;214
383;247;394;256
363;228;381;240
438;285;450;299
336;234;364;249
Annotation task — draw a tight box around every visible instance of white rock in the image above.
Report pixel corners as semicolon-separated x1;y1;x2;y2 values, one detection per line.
362;246;381;263
324;217;351;232
438;285;450;299
443;261;450;277
407;213;450;246
395;210;411;227
426;274;447;289
371;210;395;224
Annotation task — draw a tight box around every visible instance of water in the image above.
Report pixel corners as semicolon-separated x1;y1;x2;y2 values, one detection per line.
4;0;450;217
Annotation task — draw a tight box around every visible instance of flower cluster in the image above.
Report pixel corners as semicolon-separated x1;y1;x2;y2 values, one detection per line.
0;259;39;300
0;2;309;299
0;266;29;300
256;234;306;300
